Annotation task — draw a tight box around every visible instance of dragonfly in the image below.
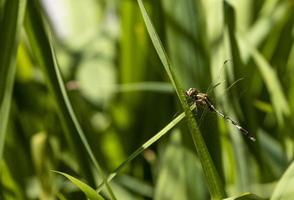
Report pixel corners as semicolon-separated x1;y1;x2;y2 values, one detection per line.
185;87;256;142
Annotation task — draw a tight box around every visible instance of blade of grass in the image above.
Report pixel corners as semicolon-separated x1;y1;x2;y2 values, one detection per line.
96;110;186;192
0;160;24;199
223;1;252;192
271;161;294;200
162;0;224;178
223;192;265;200
0;0;27;161
53;171;104;200
24;1;116;199
245;1;290;62
238;36;289;125
155;130;207;199
137;0;226;199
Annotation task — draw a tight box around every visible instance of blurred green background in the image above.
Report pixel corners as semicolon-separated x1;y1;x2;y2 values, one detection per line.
1;0;294;199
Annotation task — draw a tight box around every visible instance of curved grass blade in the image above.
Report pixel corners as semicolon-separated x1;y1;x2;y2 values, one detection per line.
238;36;289;125
53;171;104;200
271;161;294;200
245;1;290;62
24;1;116;199
224;1;255;192
0;0;27;161
96;110;187;192
137;0;226;199
223;193;265;200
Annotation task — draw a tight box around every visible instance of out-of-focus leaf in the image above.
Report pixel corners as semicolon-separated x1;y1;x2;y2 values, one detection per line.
25;0;94;186
119;0;149;111
249;182;277;199
0;0;26;161
31;131;54;199
116;175;153;198
162;0;224;179
258;129;287;177
271;161;294;200
77;59;116;105
161;0;210;88
53;171;104;200
16;42;35;82
136;0;177;94
154;130;207;200
223;1;252;193
244;1;290;62
24;0;116;198
253;100;273;113
137;0;226;199
97;110;186;191
114;82;173;93
239;36;289;125
0;160;24;200
56;193;67;200
224;192;265;200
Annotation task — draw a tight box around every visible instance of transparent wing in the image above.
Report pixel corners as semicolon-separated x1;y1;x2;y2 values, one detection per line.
193;61;246;132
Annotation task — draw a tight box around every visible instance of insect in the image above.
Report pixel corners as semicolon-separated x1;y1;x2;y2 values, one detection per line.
185;88;256;142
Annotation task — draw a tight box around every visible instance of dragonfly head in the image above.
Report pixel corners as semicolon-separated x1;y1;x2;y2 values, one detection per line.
185;88;199;98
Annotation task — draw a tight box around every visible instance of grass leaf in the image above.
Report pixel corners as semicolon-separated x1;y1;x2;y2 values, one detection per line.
53;171;104;200
0;0;27;160
24;1;116;199
137;0;226;198
97;111;186;191
239;36;289;125
271;161;294;200
223;192;265;200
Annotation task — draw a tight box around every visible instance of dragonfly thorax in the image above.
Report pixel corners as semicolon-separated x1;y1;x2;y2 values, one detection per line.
185;88;199;98
185;88;209;105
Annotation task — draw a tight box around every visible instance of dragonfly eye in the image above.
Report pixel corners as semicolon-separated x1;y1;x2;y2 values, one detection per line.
186;88;198;97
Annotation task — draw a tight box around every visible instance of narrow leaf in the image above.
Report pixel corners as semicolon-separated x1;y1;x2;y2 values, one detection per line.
238;36;289;125
137;0;226;199
224;193;265;200
271;161;294;200
53;171;104;200
0;0;27;160
24;1;116;199
97;111;186;191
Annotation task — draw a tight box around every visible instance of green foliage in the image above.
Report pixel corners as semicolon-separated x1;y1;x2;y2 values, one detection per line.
271;161;294;200
0;0;26;161
223;193;265;200
137;0;225;199
1;0;294;199
24;0;115;198
53;171;104;200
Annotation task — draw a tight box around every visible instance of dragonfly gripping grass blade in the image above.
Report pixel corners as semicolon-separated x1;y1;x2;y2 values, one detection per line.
185;88;256;142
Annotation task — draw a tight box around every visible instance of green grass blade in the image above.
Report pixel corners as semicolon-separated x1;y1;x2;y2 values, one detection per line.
154;130;207;199
0;160;24;199
137;0;178;96
271;161;294;200
96;111;186;192
162;0;224;177
53;171;105;200
223;1;253;192
24;1;116;199
223;193;265;200
246;1;290;59
0;0;27;161
137;0;226;199
238;36;289;125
